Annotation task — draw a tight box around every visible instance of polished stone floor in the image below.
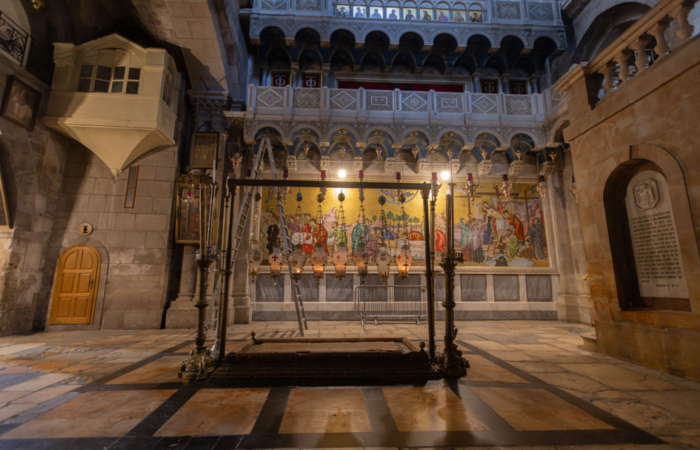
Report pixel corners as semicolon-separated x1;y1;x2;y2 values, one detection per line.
0;320;698;450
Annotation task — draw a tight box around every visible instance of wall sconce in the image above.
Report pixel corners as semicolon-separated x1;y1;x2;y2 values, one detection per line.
569;175;578;203
248;240;264;282
500;174;512;201
537;175;549;200
332;245;349;282
465;173;478;201
268;245;283;284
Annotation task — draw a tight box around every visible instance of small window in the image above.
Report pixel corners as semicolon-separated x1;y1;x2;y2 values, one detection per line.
124;166;139;208
76;49;141;95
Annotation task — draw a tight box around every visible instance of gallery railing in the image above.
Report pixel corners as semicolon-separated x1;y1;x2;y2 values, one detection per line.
354;284;430;325
0;11;29;66
249;84;564;121
581;0;698;103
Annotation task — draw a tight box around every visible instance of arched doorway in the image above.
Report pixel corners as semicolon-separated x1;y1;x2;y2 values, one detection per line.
49;244;101;325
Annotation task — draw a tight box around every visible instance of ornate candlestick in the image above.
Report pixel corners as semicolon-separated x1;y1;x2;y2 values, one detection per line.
180;167;218;381
437;173;468;378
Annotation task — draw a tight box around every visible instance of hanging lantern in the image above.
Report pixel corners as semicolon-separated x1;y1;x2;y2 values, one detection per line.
569;175;579;203
303;140;311;157
268;244;283;284
412;143;420;160
354;242;368;277
465;172;478;201
548;147;558;163
500;174;512;201
376;244;392;284
289;247;306;280
248;240;264;282
310;243;327;281
375;147;382;158
396;245;413;278
332;191;349;283
537;175;549;200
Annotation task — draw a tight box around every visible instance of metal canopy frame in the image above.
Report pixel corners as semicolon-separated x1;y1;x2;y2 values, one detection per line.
217;177;437;361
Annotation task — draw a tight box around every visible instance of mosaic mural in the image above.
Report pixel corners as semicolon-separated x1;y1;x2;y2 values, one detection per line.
259;182;548;268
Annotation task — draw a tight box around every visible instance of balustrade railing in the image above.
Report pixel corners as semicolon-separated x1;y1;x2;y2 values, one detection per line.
0;11;29;66
588;0;698;101
250;84;556;120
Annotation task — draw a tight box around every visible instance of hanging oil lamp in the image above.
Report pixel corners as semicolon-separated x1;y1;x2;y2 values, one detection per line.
289;246;305;280
268;240;283;284
310;190;327;283
537;175;549;200
395;193;413;279
569;175;579;203
375;195;392;284
375;146;382;158
248;240;263;282
353;170;369;278
332;191;349;282
465;172;478;201
500;174;512;201
412;142;420;160
548;147;558;163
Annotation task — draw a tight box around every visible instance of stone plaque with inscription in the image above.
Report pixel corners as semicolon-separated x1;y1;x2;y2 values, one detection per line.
625;171;689;299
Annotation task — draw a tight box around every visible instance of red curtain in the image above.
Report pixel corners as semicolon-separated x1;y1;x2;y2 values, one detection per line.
338;81;463;92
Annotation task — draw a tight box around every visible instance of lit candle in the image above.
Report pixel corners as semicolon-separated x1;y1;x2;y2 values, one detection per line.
395;172;401;181
467;173;473;181
432;172;438;181
320;170;327;180
198;183;204;253
358;170;364;180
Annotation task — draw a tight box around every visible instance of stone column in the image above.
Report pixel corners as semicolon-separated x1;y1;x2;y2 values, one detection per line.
231;190;254;324
548;154;591;324
165;245;199;328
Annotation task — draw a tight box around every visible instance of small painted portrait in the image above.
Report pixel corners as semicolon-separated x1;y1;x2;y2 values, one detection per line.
421;9;432;20
388;8;398;19
1;76;41;131
336;5;348;16
403;8;416;19
370;7;383;18
354;6;366;17
454;10;465;21
469;10;483;22
437;9;450;21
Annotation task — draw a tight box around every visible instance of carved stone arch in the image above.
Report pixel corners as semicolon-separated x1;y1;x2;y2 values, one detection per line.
289;124;323;142
363;127;397;143
464;31;494;49
328;26;361;43
327;125;359;143
398;30;429;48
291;24;325;43
529;33;563;50
474;129;505;147
438;129;468;146
428;30;460;48
363;29;392;46
399;128;431;144
252;124;285;143
253;23;291;42
547;118;571;147
499;33;527;50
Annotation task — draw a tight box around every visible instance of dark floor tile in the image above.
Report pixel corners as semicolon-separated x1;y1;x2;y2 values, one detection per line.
70;437;117;450
153;436;191;450
182;436;219;450
108;437;162;450
212;435;242;450
1;438;77;450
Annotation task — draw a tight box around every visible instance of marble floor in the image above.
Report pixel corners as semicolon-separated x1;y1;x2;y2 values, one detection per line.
0;321;698;450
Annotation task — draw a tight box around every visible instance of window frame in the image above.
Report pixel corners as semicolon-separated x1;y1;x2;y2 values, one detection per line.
124;166;139;209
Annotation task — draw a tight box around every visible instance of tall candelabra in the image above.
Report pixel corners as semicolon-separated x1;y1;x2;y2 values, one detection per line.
179;165;219;381
436;171;469;378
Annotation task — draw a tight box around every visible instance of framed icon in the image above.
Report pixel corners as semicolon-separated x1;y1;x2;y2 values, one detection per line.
190;132;219;169
1;76;41;131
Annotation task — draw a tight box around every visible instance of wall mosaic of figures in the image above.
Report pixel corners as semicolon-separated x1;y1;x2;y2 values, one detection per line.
258;182;548;268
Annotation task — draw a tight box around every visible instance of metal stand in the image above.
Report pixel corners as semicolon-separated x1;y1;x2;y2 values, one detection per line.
437;182;469;378
421;190;436;361
180;253;216;380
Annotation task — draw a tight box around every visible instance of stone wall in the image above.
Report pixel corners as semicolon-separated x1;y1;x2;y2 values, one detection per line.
38;144;179;330
557;35;700;380
0;52;70;335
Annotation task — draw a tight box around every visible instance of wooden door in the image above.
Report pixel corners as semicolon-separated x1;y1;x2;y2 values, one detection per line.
49;244;100;325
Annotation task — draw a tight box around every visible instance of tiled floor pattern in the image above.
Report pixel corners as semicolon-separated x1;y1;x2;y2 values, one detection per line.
0;322;696;450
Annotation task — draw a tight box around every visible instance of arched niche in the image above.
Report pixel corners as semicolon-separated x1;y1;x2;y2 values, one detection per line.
603;157;693;312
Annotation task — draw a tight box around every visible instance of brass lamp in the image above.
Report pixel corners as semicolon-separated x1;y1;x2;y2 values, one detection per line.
247;240;264;282
354;243;368;277
268;244;283;284
289;247;305;280
310;242;327;281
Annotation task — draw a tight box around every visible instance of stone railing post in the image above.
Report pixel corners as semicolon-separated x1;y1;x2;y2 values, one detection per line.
631;37;651;71
650;22;670;58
